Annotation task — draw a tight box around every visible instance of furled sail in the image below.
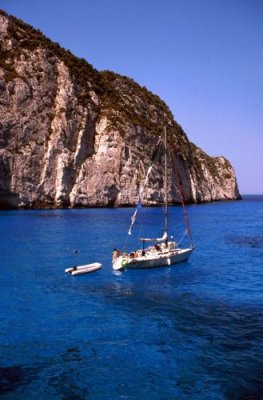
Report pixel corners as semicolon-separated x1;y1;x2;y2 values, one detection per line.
139;231;168;243
128;208;138;235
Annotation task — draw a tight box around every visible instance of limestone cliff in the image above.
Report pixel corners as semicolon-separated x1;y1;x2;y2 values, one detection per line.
0;11;240;209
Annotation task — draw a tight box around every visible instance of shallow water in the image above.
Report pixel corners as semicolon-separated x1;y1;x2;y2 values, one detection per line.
0;195;263;399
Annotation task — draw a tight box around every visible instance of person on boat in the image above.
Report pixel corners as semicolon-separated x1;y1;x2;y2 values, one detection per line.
112;248;120;259
168;241;176;250
154;244;160;252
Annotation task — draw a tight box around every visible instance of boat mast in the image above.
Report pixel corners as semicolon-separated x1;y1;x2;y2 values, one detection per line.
164;126;168;246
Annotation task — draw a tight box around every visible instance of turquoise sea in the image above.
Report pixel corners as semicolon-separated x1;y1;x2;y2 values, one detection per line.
0;195;263;399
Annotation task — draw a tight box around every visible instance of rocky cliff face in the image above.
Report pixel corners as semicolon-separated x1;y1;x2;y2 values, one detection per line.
0;11;240;209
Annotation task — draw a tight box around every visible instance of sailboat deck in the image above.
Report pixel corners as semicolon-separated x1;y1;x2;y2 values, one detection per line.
113;245;193;270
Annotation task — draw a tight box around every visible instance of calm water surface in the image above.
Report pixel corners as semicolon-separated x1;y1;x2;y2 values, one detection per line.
0;195;263;399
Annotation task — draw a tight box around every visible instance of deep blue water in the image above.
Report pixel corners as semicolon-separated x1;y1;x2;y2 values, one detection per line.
0;195;263;399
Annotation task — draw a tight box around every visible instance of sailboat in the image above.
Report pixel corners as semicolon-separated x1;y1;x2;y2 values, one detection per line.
112;126;194;271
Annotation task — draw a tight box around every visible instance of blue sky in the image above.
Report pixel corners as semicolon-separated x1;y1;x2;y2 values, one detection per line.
1;0;262;194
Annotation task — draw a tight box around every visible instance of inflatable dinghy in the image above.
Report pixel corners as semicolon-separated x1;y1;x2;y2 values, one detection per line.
65;262;102;276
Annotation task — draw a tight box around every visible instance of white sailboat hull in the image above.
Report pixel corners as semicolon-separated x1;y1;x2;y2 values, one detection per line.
113;247;193;271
